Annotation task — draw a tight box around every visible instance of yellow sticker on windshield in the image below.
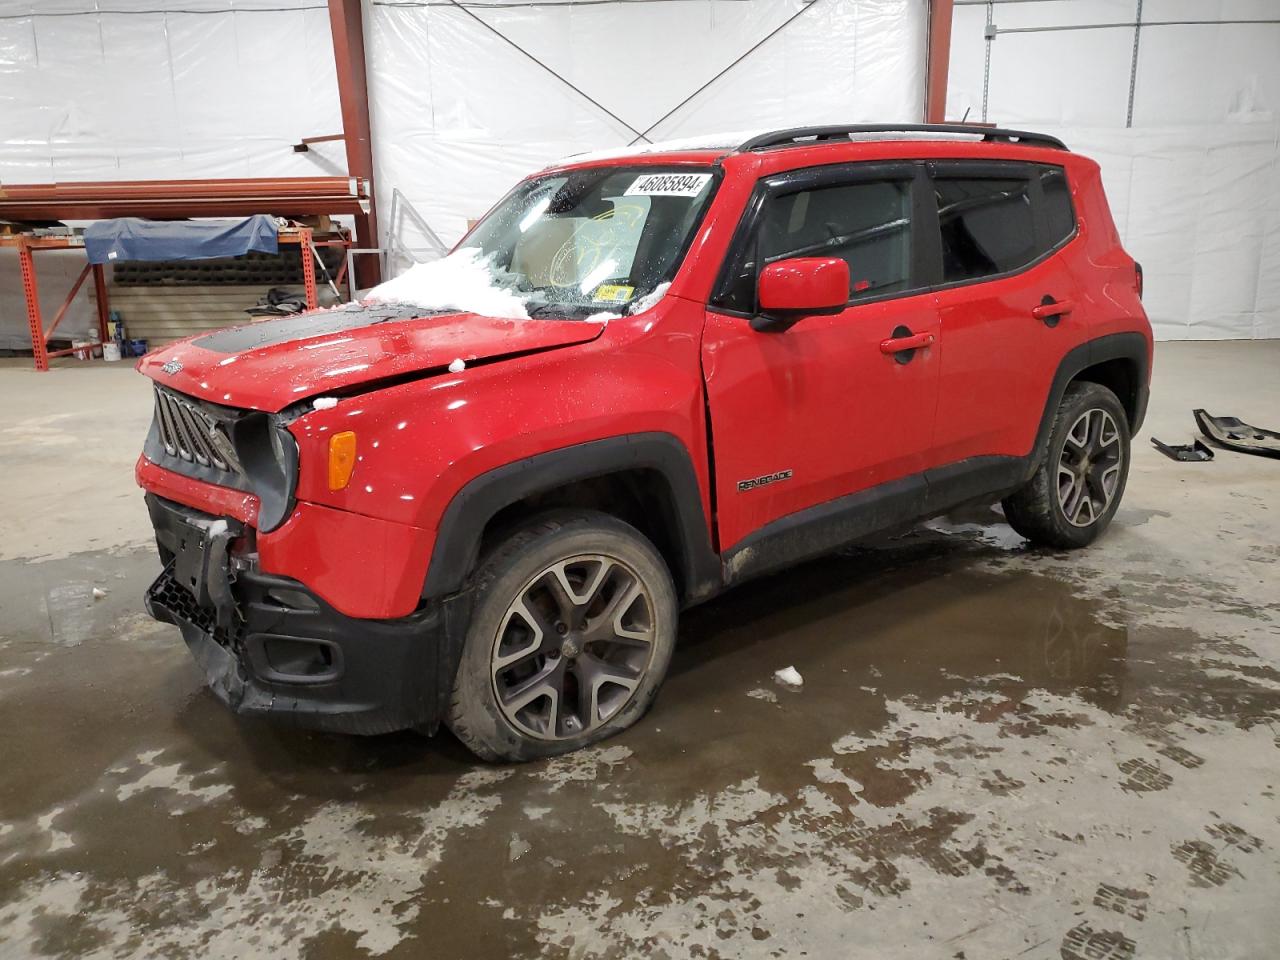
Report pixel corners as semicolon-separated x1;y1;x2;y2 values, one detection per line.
593;284;635;304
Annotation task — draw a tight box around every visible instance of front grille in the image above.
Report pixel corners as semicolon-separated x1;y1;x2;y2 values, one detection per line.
154;387;242;477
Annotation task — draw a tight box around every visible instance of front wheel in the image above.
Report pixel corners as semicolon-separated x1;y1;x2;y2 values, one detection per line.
1003;381;1131;549
446;510;678;762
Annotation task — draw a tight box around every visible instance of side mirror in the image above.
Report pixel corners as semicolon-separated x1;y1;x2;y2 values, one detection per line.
753;257;849;332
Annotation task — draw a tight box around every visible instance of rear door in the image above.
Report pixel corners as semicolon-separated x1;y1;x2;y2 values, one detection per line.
701;163;941;553
927;161;1084;465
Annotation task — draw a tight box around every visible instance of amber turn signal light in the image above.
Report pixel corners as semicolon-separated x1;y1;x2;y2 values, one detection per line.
328;431;357;491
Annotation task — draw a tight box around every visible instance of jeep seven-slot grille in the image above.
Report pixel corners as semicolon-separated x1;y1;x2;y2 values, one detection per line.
153;387;242;477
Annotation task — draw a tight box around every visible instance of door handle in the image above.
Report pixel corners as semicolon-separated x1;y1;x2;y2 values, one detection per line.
1032;296;1075;324
879;331;935;355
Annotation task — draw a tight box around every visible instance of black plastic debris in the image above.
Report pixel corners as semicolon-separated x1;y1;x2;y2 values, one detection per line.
244;287;309;317
1193;409;1280;460
1150;437;1214;462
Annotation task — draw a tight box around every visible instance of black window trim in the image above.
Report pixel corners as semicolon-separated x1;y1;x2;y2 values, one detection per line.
709;160;933;319
1036;162;1078;255
923;159;1079;295
708;158;1080;320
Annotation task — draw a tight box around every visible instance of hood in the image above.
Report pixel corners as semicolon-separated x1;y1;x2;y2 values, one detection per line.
137;303;605;412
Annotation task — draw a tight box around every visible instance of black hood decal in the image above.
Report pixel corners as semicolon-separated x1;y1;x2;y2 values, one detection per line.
192;302;450;354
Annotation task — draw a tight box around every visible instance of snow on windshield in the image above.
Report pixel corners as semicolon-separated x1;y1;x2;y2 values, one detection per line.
629;281;670;315
366;248;530;320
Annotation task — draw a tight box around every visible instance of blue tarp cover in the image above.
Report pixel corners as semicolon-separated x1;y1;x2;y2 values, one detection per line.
84;215;279;264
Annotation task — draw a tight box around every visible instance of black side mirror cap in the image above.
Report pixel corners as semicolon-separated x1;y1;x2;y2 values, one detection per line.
750;312;800;333
749;302;844;333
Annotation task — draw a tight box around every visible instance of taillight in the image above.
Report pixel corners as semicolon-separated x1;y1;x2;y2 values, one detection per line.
1134;261;1144;299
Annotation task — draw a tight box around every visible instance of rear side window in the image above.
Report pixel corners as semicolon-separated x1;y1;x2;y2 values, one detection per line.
1039;166;1076;248
934;177;1036;283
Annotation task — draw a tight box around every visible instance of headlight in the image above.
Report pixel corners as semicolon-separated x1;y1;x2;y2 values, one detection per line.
230;412;298;532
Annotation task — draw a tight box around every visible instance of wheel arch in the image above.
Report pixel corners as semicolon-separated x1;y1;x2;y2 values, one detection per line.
1071;356;1142;429
1025;332;1149;479
422;433;722;606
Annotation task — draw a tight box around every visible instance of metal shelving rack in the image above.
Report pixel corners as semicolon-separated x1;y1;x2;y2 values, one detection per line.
1;176;370;371
1;232;109;372
3;226;351;373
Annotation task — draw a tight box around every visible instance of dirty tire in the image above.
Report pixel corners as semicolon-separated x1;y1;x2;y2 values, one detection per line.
446;510;678;762
1003;381;1131;549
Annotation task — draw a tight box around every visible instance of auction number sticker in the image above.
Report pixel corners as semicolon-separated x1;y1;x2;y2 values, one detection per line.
624;172;712;198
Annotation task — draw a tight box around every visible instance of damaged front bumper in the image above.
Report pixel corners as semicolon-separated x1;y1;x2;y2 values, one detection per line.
143;493;467;736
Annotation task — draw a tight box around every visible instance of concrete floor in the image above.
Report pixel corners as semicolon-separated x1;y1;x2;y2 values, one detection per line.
1;342;1278;960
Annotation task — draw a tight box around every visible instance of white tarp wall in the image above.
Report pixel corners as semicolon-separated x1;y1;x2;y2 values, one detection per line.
0;0;342;181
0;0;343;349
947;0;1280;341
367;0;928;258
0;0;927;349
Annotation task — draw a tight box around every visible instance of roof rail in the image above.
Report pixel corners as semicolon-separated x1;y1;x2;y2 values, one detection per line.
737;124;1067;153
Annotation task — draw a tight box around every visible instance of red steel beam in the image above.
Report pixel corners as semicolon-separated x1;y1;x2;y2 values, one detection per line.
293;133;346;152
0;176;361;199
299;228;319;310
0;176;369;222
16;238;49;372
44;261;92;342
925;0;955;123
328;0;381;287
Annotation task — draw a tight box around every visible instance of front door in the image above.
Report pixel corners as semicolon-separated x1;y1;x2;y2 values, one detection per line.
702;164;941;556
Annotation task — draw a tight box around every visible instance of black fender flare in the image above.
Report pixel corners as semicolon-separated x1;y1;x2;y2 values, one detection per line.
421;432;723;604
1024;331;1150;480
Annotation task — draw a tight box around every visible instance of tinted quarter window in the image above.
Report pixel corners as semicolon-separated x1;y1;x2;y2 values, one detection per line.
1039;166;1076;247
760;179;913;302
935;177;1036;282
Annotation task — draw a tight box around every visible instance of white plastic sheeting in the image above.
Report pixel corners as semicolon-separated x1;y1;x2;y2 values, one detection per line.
0;0;927;349
0;0;343;182
947;0;1280;340
367;0;928;254
0;0;345;349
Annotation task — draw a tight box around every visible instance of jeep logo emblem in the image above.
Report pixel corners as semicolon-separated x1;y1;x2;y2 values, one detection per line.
161;359;183;376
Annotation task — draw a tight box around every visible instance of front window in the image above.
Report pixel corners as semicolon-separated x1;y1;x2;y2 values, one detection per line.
760;180;914;298
717;175;915;313
463;166;717;317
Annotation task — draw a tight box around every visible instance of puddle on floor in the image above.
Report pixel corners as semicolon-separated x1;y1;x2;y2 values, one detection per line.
1;519;1278;959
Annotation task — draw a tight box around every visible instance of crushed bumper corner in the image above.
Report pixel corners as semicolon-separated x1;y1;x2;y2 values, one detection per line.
144;494;469;737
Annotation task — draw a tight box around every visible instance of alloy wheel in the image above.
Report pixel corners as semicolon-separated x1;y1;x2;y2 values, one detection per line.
490;554;656;740
1057;408;1124;528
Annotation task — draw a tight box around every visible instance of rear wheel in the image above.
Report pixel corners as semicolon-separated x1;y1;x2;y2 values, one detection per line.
446;510;677;762
1003;381;1130;549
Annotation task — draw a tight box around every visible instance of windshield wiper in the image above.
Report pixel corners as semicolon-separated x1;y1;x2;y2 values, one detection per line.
525;301;596;320
524;301;564;319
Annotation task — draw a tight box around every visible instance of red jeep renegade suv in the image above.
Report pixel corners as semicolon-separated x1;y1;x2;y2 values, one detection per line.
137;125;1152;761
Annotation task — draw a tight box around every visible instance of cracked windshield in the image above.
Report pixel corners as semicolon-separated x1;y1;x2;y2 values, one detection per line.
464;166;717;318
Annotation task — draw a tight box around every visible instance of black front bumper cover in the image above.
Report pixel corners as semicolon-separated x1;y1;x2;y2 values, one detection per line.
143;493;469;736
